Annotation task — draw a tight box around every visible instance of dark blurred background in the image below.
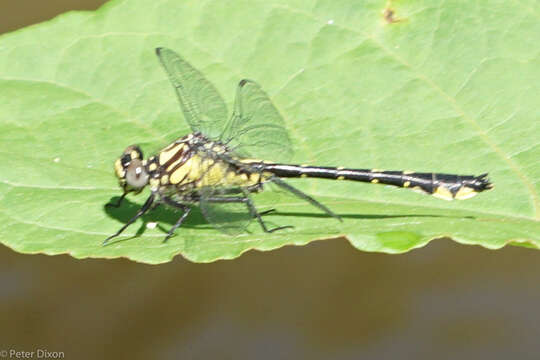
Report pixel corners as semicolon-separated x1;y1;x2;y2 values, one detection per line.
1;2;539;359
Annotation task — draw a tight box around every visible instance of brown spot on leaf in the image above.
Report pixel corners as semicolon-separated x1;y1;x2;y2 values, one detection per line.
382;7;403;24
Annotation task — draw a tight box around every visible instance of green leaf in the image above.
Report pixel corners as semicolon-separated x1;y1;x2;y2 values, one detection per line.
0;0;538;264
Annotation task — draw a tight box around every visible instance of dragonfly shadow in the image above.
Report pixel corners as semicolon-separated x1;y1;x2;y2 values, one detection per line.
103;196;209;236
266;211;476;221
103;195;259;245
103;196;476;245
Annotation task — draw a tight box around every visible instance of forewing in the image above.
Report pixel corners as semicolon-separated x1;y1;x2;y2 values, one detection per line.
221;79;293;162
156;47;228;139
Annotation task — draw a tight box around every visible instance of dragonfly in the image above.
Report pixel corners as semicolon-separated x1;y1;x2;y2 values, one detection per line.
104;47;493;244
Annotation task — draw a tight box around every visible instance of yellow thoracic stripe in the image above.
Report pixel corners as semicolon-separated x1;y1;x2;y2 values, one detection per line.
159;143;185;167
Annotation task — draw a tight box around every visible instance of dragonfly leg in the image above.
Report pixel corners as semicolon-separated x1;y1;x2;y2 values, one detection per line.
161;196;192;242
103;193;155;245
239;190;293;233
201;195;290;233
258;208;276;217
105;192;127;208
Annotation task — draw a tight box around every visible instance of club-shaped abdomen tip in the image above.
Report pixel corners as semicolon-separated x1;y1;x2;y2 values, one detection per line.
472;173;493;192
450;173;493;200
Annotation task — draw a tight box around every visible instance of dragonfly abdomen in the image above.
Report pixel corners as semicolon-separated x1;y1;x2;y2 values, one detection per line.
262;164;493;200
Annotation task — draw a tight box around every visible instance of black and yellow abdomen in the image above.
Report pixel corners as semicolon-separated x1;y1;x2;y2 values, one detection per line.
261;164;492;200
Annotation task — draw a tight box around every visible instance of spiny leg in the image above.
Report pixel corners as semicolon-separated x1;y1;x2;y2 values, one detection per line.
161;196;192;242
103;193;156;245
258;208;276;217
196;183;277;219
200;186;275;217
239;189;293;233
201;195;291;233
106;192;127;208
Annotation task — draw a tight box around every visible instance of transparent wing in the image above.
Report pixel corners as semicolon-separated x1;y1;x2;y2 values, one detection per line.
198;186;253;235
221;79;293;162
156;47;228;139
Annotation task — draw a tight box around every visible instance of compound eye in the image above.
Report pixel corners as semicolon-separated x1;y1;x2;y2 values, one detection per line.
120;153;132;168
125;159;149;189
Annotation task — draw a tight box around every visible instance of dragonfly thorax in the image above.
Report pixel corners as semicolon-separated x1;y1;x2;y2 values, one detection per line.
143;133;266;194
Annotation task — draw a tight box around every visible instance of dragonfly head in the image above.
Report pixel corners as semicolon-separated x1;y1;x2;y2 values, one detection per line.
114;145;149;194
